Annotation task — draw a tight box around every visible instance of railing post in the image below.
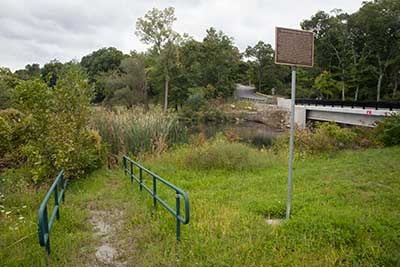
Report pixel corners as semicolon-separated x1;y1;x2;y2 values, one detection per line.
176;193;181;241
139;168;143;191
43;207;50;254
123;157;127;174
130;161;133;182
54;186;59;220
153;176;157;208
61;173;65;202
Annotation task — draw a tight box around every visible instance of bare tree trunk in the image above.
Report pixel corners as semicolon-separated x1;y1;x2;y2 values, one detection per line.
393;74;398;99
376;55;383;102
163;75;169;112
377;73;383;102
354;84;359;101
352;45;358;101
341;69;345;100
258;67;261;90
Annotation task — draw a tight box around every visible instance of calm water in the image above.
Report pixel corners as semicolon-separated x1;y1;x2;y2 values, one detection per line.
191;121;285;147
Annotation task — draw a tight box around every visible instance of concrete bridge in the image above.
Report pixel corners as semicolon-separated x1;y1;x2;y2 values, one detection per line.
235;84;399;128
277;98;399;128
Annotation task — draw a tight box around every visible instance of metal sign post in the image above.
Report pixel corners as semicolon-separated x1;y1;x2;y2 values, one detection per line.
275;27;314;219
286;66;296;219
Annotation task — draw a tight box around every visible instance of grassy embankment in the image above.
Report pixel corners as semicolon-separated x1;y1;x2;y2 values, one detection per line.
1;145;399;266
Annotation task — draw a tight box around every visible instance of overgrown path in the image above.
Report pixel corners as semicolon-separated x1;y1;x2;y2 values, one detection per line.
84;172;129;266
68;169;154;267
2;147;400;266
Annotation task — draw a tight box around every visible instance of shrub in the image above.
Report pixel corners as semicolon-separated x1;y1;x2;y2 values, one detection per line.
375;113;400;146
11;64;105;183
180;87;228;123
184;135;273;171
0;116;12;156
273;122;375;158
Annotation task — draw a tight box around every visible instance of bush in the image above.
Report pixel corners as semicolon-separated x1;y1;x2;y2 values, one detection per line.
180;87;228;123
184;135;273;171
375;113;400;146
273;122;376;158
0;116;12;156
10;64;106;183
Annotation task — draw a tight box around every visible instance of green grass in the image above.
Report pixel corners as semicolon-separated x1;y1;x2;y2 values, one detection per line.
1;146;400;266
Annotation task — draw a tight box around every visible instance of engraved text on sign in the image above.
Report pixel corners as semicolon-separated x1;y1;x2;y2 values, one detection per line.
275;27;314;67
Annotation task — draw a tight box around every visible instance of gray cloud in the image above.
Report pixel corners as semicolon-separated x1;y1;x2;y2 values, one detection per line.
0;0;363;70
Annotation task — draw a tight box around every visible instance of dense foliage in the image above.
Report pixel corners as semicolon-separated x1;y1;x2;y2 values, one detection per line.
273;122;381;159
301;0;400;101
375;113;400;146
3;1;399;107
0;65;105;183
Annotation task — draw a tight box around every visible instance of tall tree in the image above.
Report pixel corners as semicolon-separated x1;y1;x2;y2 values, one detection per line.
350;0;400;101
80;47;125;102
302;10;352;100
104;56;147;109
245;41;274;91
15;63;41;80
0;67;19;109
41;59;64;87
136;7;178;112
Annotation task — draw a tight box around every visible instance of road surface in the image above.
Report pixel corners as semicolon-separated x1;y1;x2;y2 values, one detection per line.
236;84;269;102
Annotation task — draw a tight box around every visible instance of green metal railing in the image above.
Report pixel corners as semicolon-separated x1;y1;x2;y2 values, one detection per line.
38;170;67;254
123;156;190;240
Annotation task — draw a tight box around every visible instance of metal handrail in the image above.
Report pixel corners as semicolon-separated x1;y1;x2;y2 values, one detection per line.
123;156;190;240
38;169;67;254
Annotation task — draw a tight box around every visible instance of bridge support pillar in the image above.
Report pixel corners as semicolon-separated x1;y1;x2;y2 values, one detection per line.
295;106;306;129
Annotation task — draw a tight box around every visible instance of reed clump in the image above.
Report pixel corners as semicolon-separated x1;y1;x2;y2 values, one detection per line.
90;107;187;156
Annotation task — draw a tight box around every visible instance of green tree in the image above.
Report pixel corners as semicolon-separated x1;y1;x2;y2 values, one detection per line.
136;7;179;112
177;28;241;98
351;0;400;101
15;63;41;80
302;10;353;100
41;59;64;87
245;41;274;91
80;47;125;102
104;56;148;110
0;67;19;109
313;71;341;99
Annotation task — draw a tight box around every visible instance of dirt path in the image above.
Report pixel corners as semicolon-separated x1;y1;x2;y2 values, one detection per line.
89;210;126;266
81;171;142;267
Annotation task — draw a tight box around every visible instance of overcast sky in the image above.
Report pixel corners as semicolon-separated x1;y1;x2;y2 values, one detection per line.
0;0;364;70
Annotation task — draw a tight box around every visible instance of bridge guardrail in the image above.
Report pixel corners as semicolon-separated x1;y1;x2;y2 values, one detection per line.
123;156;190;240
296;99;400;111
38;169;67;254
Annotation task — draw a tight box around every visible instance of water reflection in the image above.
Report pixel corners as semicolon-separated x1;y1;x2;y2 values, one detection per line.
191;121;285;148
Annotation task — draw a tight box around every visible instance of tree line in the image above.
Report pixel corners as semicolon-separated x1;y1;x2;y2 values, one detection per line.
1;0;399;111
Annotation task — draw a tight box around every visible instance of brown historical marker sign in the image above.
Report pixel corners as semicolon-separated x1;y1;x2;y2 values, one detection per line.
275;27;314;68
